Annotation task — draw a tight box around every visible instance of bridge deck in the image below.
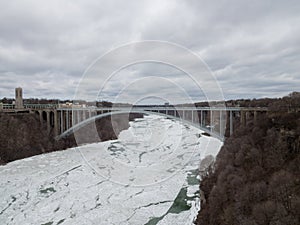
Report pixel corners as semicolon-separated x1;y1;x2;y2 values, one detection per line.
56;106;268;111
1;103;268;112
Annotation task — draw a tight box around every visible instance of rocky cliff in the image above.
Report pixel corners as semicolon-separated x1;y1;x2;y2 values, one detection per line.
0;113;142;164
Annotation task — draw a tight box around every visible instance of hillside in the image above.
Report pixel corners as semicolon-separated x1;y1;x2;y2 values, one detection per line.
195;94;300;225
0;112;142;164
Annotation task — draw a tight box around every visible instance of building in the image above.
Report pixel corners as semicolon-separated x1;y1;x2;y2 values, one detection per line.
15;87;24;109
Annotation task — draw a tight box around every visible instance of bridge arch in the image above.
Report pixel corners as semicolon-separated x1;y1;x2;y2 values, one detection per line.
42;111;47;121
57;110;224;141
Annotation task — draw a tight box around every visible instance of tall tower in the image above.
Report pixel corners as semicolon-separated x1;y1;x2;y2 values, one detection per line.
15;87;24;109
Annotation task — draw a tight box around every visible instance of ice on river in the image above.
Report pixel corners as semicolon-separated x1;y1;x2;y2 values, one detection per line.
0;115;222;225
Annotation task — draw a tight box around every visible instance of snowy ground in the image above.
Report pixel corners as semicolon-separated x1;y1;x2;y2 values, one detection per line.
0;115;222;225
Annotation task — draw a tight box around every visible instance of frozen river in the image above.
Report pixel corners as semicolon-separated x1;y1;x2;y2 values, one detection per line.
0;115;222;225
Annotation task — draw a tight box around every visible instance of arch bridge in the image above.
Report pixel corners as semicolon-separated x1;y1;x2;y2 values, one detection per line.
1;103;267;140
27;105;267;141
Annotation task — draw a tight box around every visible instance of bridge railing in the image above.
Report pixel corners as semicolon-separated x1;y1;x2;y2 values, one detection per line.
24;104;58;109
0;103;60;110
1;104;15;109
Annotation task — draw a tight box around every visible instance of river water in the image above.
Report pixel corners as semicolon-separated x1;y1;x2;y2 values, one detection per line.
0;115;222;225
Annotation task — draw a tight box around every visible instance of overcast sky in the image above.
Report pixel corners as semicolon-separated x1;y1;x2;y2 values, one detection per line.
0;0;299;103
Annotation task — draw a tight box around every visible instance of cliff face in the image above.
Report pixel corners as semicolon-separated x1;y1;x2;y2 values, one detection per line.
0;113;143;164
0;113;49;163
195;109;300;224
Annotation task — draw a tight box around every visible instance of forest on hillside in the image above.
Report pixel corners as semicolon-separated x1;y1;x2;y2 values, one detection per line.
196;93;300;225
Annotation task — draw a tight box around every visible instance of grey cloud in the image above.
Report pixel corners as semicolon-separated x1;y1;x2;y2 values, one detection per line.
0;0;299;102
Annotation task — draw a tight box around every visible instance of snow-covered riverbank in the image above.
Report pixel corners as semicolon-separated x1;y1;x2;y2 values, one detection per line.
0;115;222;225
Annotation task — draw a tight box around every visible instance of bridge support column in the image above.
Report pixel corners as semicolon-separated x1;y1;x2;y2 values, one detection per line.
39;110;43;124
219;110;223;136
46;111;50;133
54;110;58;136
210;110;213;132
83;110;86;120
76;110;80;124
240;111;246;126
60;111;64;133
72;110;75;126
254;111;257;125
200;111;203;127
230;110;233;136
66;110;70;130
191;110;194;123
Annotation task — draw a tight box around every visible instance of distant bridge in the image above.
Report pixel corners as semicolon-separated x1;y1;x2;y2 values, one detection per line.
0;103;268;140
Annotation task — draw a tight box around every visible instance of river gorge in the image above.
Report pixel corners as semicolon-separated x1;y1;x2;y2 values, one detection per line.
0;115;222;225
